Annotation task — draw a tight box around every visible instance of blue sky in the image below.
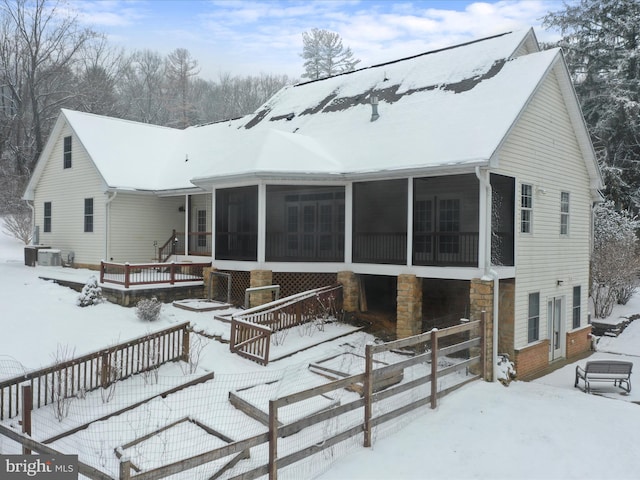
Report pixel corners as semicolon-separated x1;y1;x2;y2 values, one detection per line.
72;0;568;80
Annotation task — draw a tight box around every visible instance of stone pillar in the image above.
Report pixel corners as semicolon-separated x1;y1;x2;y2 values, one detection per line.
337;271;358;312
249;269;273;308
396;274;422;339
470;278;494;381
498;281;515;359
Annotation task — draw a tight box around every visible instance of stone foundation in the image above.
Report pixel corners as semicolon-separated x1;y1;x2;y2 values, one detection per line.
249;269;274;307
469;279;494;381
337;271;359;312
514;340;550;379
396;274;422;339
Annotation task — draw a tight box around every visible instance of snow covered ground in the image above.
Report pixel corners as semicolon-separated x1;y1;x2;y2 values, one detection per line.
2;221;640;479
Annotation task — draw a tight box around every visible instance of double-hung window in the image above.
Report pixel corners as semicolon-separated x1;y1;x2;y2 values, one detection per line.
560;192;570;235
63;136;72;169
44;202;52;233
521;184;533;233
528;292;540;343
572;286;581;329
84;198;93;233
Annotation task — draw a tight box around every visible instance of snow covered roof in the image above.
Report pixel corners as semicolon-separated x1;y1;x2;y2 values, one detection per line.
24;28;601;197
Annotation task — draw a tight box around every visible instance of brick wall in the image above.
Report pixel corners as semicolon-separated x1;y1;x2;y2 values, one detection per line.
566;325;592;359
515;340;549;379
396;274;422;339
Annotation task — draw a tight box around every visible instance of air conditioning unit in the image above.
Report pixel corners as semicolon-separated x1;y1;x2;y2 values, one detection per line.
38;249;62;266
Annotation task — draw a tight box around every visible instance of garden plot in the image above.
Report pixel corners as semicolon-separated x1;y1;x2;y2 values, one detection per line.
115;417;248;478
308;351;403;395
173;299;233;312
229;377;340;428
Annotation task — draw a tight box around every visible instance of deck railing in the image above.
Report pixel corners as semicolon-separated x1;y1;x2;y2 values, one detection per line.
0;323;190;420
230;285;343;365
100;261;211;288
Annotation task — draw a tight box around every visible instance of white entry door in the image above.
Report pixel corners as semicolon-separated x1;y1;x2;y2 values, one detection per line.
548;297;564;361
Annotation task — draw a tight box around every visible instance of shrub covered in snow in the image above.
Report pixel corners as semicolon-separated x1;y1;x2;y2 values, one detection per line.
497;354;516;386
136;297;162;322
77;275;103;307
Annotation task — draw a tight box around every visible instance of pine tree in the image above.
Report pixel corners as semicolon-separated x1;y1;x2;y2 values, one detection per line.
543;0;640;210
301;28;360;80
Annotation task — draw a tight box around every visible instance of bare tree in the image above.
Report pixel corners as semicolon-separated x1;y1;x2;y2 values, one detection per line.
0;0;95;175
119;49;169;124
301;28;360;80
2;210;31;243
165;47;199;128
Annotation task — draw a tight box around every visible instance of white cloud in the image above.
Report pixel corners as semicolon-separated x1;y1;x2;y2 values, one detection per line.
71;0;567;79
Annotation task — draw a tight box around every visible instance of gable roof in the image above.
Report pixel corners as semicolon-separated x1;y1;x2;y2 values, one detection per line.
24;28;602;199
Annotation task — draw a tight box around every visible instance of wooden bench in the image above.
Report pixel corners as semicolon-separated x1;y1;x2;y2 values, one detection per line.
574;360;632;393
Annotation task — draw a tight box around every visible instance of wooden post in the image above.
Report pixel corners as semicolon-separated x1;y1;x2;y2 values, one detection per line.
124;263;131;288
268;399;278;480
182;327;190;362
21;385;32;455
101;352;110;388
119;459;131;480
100;261;105;283
431;328;438;409
170;262;176;285
480;311;487;380
363;344;373;447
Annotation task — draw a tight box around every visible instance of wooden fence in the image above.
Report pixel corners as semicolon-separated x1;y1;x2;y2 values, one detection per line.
120;317;485;480
230;285;343;365
100;261;211;288
0;323;190;421
0;317;484;480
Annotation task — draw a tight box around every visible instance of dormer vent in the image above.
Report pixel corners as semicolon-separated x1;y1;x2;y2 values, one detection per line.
370;96;379;122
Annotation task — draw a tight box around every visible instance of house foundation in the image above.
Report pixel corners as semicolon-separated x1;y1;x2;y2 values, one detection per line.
566;325;593;359
396;274;422;339
515;340;550;379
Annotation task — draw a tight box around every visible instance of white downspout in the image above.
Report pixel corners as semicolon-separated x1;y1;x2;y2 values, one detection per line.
105;192;117;261
475;166;499;382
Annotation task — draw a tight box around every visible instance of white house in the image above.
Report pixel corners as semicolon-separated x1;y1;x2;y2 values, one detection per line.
23;28;603;378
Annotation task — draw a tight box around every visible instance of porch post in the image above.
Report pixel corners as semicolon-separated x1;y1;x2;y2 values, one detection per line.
406;177;413;266
257;183;266;263
344;184;353;264
184;193;189;257
396;274;422;339
470;278;494;381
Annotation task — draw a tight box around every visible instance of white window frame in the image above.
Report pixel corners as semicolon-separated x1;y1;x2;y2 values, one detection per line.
560;191;570;235
521;183;533;234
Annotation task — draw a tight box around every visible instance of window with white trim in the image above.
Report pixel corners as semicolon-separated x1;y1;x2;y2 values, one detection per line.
44;202;52;232
84;198;93;233
521;184;533;233
63;136;72;169
560;192;570;235
528;292;540;343
572;286;581;329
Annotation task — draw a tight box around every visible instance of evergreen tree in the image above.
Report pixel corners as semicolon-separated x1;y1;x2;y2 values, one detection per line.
544;0;640;210
301;28;360;80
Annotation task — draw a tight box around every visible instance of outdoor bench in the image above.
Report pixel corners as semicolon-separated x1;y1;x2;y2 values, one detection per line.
574;360;632;394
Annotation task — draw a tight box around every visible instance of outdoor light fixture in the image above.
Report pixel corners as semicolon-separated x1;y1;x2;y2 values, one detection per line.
557;280;564;286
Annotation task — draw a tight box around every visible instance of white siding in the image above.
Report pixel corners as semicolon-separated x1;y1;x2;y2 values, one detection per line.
109;193;184;263
497;68;592;351
33;123;105;266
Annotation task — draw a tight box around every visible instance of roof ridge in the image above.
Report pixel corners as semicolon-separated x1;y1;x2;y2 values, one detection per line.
61;108;180;131
295;30;515;87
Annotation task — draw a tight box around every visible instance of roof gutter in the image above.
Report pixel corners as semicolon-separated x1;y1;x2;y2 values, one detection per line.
475;166;499;383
